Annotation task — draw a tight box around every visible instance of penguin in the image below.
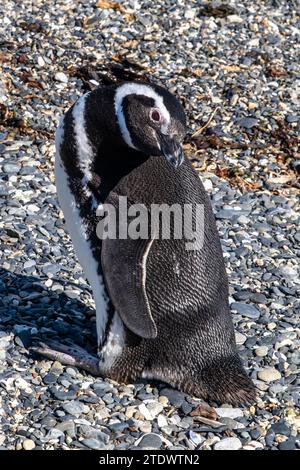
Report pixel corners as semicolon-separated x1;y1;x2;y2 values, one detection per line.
33;81;256;405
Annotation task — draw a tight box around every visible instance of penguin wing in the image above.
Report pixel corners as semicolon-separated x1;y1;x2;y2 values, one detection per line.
101;236;157;339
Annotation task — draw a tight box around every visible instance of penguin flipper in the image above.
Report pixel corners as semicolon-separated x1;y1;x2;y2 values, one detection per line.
101;236;157;339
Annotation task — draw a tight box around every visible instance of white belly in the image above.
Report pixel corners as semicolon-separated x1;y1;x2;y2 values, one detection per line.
55;115;125;368
55;150;108;349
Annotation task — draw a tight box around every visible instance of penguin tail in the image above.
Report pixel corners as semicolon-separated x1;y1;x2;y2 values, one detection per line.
183;355;256;406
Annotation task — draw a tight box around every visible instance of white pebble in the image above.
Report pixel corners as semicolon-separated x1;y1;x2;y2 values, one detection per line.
23;439;35;450
214;437;242;450
37;56;45;67
138;403;153;421
54;71;68;83
258;368;281;383
157;414;168;428
215;408;243;419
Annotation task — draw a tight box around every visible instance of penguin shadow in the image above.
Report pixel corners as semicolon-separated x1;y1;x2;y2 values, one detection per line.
0;267;98;354
0;267;182;394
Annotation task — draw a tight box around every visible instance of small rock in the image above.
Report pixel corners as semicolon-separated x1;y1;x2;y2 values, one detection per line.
54;71;68;83
188;430;204;446
62;400;89;416
23;439;35;450
37;56;45;67
159;388;186;407
258;368;281;382
271;421;290;436
138;403;153;421
46;429;64;440
243;440;264;450
286;115;299;123
278;438;296;450
231;302;260;319
3;163;21;174
255;346;269;357
239;117;259;129
43;372;58;385
137;433;162;449
214;437;242;450
157;415;168;428
55;421;76;437
215;408;243;419
235;332;247;345
147;402;164;418
81;438;106;450
202;179;213;191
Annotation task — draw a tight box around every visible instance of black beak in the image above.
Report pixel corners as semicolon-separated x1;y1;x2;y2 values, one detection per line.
158;133;184;169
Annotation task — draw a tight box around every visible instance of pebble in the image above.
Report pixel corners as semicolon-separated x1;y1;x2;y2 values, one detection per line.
231;302;260;319
215;408;243;419
137;433;162;449
255;346;269;357
138;403;153;421
157;415;168;428
235;332;247;345
81;438;107;450
54;72;68;83
239;117;259;129
257;368;282;383
23;439;35;450
214;437;242;450
159;388;186;407
62;401;90;416
278;438;297;450
271;421;290;436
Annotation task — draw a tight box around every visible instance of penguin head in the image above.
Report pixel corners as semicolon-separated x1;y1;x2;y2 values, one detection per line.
114;82;186;168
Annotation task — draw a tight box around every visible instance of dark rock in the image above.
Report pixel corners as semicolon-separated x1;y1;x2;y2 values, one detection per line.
81;438;106;450
239;117;259;129
43;372;59;385
279;438;297;450
231;302;260;319
159;388;186;407
271;421;291;436
137;433;162;449
50;387;77;401
265;429;275;446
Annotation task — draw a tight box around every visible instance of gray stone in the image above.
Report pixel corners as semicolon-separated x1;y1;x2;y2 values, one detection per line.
231;302;260;319
271;421;290;436
239;117;259;129
159;388;186;407
62;400;89;416
137;433;162;449
81;438;107;450
286;115;299;123
279;438;296;450
55;421;76;437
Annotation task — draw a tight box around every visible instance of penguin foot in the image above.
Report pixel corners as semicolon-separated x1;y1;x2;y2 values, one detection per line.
30;341;101;376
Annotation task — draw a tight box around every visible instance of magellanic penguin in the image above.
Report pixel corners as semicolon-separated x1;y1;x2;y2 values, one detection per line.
34;81;256;405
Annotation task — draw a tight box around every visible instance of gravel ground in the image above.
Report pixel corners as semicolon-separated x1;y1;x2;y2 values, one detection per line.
0;0;299;450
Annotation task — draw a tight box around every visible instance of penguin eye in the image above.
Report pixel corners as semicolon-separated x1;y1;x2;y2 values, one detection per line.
150;108;161;123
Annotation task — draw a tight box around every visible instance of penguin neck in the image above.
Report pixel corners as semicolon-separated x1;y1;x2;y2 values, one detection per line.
92;140;149;201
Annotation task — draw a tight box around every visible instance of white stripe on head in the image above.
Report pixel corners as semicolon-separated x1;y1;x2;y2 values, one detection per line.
72;93;94;182
114;83;171;149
